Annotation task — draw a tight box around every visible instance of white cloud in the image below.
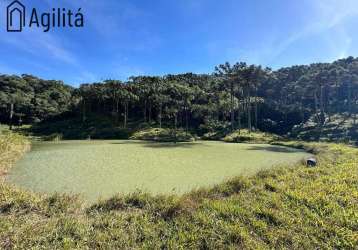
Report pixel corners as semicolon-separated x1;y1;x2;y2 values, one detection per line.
268;0;358;63
213;0;358;67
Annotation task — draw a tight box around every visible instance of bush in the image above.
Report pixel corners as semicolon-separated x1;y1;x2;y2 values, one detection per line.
42;133;63;141
202;130;227;140
130;128;195;142
223;129;280;143
199;119;231;140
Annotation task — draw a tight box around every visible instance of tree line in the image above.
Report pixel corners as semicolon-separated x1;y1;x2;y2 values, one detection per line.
1;57;358;135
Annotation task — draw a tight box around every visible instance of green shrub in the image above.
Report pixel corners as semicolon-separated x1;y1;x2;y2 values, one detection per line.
42;133;63;141
202;130;227;140
223;129;280;143
130;128;195;142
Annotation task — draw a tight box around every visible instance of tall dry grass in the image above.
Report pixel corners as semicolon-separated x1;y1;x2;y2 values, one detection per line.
0;131;30;176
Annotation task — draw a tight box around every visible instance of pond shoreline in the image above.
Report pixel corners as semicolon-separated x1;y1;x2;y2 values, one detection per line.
1;134;357;248
7;140;310;203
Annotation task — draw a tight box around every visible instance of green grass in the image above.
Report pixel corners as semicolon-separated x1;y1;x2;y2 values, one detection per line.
6;140;308;202
0;134;357;249
0;124;8;132
0;132;30;176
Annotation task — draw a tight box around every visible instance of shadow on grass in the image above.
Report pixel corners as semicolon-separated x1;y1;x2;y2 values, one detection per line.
247;145;301;153
110;141;209;149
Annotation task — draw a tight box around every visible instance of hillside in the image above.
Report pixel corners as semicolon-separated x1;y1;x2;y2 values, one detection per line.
290;114;358;144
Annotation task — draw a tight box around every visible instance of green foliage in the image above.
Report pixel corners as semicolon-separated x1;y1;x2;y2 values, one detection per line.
200;119;231;140
223;129;280;143
30;114;131;140
3;57;358;141
130;128;195;142
0;74;74;124
290;113;358;143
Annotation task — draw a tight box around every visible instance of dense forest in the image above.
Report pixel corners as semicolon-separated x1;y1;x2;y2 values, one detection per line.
1;57;358;141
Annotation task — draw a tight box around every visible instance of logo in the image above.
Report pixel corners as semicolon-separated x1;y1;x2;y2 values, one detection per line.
6;0;84;32
7;0;25;32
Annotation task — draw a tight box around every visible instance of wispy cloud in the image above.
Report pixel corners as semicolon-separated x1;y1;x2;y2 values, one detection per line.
270;0;358;61
212;0;358;67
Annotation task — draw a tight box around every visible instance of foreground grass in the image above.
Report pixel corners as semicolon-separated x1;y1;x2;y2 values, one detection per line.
0;135;357;249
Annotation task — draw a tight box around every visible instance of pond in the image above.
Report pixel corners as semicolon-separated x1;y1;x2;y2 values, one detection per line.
6;140;310;202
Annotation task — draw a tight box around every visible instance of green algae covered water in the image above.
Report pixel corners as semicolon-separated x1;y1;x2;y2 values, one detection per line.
7;140;310;202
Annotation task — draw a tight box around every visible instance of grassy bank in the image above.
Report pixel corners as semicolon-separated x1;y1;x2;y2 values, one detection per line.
0;137;357;249
0;132;30;177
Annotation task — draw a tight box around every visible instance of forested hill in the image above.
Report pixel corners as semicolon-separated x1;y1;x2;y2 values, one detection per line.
0;74;74;124
1;57;358;141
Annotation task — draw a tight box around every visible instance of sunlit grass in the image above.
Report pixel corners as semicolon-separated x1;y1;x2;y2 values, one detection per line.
0;132;30;176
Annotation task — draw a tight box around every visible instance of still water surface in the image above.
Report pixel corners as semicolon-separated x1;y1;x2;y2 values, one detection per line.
7;140;310;202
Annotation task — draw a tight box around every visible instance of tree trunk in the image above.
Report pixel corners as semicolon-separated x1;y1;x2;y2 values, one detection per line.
185;106;189;135
248;102;252;133
254;86;258;130
247;87;252;132
82;100;86;123
254;98;258;130
348;81;352;116
325;85;331;122
300;99;305;124
314;90;319;122
143;100;147;123
116;99;120;125
237;102;241;134
9;103;14;130
148;101;152;124
230;82;235;131
124;102;128;129
174;113;178;144
320;85;325;125
159;103;162;128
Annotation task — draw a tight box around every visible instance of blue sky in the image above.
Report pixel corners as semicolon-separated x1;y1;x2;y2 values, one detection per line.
1;0;358;86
